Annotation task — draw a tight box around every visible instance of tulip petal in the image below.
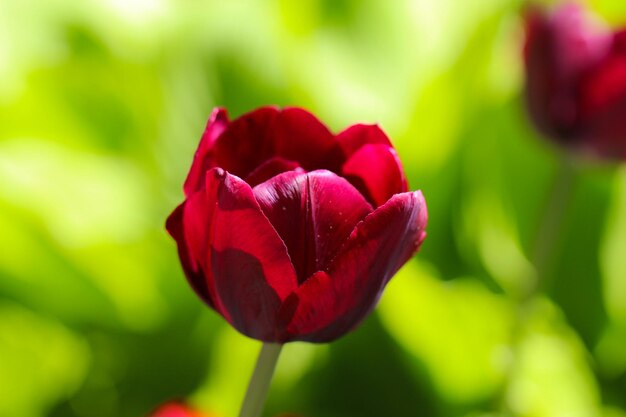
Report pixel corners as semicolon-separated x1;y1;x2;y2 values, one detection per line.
524;4;611;142
150;403;207;417
253;170;373;285
212;107;280;179
579;37;626;157
336;123;393;157
211;107;344;181
165;203;215;309
549;4;609;76
184;108;230;196
206;168;299;341
281;191;427;342
341;144;408;208
244;157;303;187
273;107;344;171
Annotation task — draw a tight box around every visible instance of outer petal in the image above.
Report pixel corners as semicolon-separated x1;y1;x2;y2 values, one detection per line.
581;56;626;117
253;170;373;285
524;4;610;141
179;181;231;317
203;168;298;341
165;203;215;309
548;3;609;78
524;7;577;140
341;144;408;208
335;123;393;157
279;191;428;343
183;108;229;196
584;106;626;158
579;33;626;157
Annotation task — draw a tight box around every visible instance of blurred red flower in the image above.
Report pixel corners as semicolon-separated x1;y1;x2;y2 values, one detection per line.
149;403;212;417
166;106;427;343
524;2;626;158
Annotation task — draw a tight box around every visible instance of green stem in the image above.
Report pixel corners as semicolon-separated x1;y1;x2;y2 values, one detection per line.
238;343;283;417
526;154;577;299
498;154;577;414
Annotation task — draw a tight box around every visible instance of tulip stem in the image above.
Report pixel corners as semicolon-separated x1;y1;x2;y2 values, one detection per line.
529;154;577;297
499;154;578;413
238;343;283;417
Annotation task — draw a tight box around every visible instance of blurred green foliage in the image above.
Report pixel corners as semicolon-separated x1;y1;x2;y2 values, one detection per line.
1;0;626;416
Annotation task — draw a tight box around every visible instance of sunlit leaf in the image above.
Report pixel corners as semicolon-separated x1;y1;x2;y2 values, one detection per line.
0;303;89;417
505;299;602;417
379;261;514;404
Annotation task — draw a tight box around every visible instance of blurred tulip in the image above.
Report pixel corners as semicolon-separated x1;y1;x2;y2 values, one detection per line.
524;2;626;159
149;402;211;417
166;106;428;343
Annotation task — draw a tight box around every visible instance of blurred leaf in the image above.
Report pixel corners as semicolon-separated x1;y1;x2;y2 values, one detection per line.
0;138;165;330
550;167;612;347
595;324;626;379
591;0;626;25
379;261;514;405
289;315;435;417
603;407;626;417
600;166;626;325
596;166;626;379
505;299;602;417
0;302;89;417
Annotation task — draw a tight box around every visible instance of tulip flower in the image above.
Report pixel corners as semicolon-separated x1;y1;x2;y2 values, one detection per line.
149;403;210;417
166;106;427;417
167;106;427;344
524;2;626;159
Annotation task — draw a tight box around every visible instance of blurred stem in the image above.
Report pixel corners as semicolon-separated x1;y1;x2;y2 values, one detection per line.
499;154;578;413
527;154;577;299
238;343;282;417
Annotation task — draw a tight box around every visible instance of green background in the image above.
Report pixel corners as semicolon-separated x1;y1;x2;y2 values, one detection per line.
1;0;626;416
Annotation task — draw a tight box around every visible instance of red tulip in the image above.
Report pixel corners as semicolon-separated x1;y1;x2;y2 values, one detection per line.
524;2;626;159
149;403;210;417
166;106;427;343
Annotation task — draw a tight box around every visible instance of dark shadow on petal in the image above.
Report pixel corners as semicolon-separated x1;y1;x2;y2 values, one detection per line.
211;248;283;341
245;157;303;187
